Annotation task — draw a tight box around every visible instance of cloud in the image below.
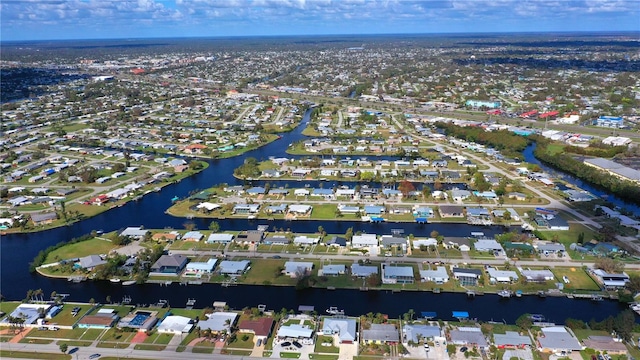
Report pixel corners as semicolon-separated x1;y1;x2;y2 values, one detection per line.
1;0;638;40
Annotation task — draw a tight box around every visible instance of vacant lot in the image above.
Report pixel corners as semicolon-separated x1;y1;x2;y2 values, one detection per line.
551;267;600;291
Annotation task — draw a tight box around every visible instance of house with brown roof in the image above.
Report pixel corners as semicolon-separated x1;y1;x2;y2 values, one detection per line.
238;317;275;340
78;309;119;329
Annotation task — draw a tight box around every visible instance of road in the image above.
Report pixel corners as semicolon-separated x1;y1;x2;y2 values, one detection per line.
388;113;603;230
2;341;251;360
169;247;640;271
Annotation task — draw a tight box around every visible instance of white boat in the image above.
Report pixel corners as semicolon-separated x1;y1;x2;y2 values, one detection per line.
122;280;136;286
109;278;121;283
326;306;344;315
498;290;512;298
629;303;640;315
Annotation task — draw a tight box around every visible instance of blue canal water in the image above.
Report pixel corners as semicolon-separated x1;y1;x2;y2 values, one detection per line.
0;109;635;321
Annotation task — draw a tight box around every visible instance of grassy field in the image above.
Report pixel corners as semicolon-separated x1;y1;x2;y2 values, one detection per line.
44;238;117;263
314;336;340;353
309;354;339;360
50;305;94;326
225;333;255;349
0;350;70;360
551;267;600;291
242;259;296;286
26;327;87;340
0;302;21;320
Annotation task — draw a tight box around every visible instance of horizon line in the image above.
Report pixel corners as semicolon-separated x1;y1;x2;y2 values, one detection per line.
3;30;640;43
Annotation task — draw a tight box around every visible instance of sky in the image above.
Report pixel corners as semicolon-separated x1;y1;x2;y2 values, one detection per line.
1;0;639;41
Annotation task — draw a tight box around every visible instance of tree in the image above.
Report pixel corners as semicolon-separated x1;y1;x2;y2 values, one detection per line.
515;314;532;330
398;180;416;198
208;221;220;232
594;258;624;273
59;343;68;354
183;221;197;231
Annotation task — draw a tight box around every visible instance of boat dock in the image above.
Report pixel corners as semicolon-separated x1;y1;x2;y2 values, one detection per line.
186;298;196;309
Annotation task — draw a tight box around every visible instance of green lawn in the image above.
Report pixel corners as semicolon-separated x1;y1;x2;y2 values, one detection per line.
19;337;54;344
225;333;255;349
242;259;296;286
133;344;166;351
26;328;86;340
0;350;70;360
44;238;118;263
0;302;21;319
143;332;174;345
551;267;600;291
56;340;93;347
50;305;94;326
314;336;339;353
280;351;302;358
309;354;339;360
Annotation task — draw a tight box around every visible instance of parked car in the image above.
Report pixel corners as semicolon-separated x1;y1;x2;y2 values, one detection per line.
460;347;468;353
293;341;302;348
281;341;291;347
89;354;101;359
256;339;262;347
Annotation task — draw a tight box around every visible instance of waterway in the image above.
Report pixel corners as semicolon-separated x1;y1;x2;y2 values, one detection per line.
0;110;635;322
522;143;640;213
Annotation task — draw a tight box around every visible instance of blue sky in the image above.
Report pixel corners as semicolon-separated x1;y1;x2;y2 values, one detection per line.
1;0;639;41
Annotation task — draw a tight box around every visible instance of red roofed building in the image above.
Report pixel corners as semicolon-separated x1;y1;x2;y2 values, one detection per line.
238;317;275;339
131;68;145;75
520;110;538;118
90;194;109;206
539;111;559;119
184;144;207;154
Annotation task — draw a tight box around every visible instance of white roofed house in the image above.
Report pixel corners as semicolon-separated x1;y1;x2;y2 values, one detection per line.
198;312;238;334
592;269;630;290
218;260;251;275
294;235;319;245
157;315;194;335
536;326;583;353
284;261;313;278
351;264;378;278
184;258;217;276
320;264;346;276
277;323;314;344
233;203;260;214
362;324;400;344
449;327;489;349
520;269;554;283
119;226;149;240
419;266;449;284
351;234;378;248
322;317;357;344
182;231;204;242
106;188;128;200
288;204;313;217
485;267;519;283
206;233;234;244
474;238;505;254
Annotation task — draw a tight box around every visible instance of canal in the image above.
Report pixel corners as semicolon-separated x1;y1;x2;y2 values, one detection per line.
1;109;635;322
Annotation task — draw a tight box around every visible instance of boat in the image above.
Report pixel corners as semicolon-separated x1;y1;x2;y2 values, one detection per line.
515;290;523;297
498;290;512;298
591;294;604;301
629;303;640;315
171;196;179;202
122;280;136;286
326;306;345;315
529;314;545;322
109;278;121;283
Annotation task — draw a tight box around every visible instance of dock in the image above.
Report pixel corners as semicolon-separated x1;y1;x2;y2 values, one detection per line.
186;298;196;309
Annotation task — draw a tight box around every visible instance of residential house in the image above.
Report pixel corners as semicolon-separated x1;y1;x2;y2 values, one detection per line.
419;266;449;284
284;261;313;277
120;226;149;240
494;331;532;349
582;336;628;355
150;254;189;274
351;234;378;248
233;204;260;214
452;268;483;286
520;269;554;282
157;315;194;335
277;324;314;344
182;231;204;242
486;267;519;283
382;264;414;284
351;264;378;278
30;212;57;225
218;260;251;275
362;324;399;344
184;258;217;276
322;317;357;344
474;239;504;254
449;327;489;349
403;324;441;343
77;309;119;329
321;264;346;276
536;326;583;353
380;235;406;249
439;205;464;217
206;233;234;244
198;312;238;334
78;255;107;270
592;269;630;290
238;317;275;340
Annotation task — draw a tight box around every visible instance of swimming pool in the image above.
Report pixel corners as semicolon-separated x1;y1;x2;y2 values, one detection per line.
129;312;150;326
